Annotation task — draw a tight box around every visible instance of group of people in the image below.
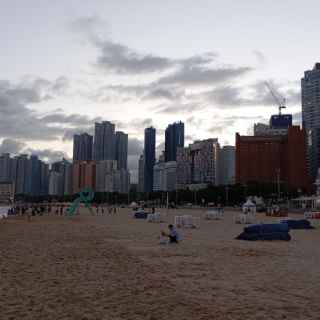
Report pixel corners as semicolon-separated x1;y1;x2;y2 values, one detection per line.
4;203;121;219
8;205;46;216
95;206;118;215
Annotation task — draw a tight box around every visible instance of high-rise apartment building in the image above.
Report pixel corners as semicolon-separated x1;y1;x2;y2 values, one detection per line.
51;159;72;196
72;161;96;194
144;127;156;193
302;63;320;180
0;153;13;182
63;162;73;196
153;161;177;192
177;139;220;189
165;122;184;162
0;153;49;196
49;171;64;196
40;162;50;196
219;146;235;185
138;154;144;193
15;154;29;194
115;131;128;170
25;155;41;196
73;133;93;161
93;121;116;161
95;160;117;192
105;169;130;194
176;147;192;189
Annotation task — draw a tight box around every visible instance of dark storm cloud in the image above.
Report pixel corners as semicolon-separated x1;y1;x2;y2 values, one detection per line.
0;79;98;142
24;148;70;163
41;113;101;126
0;138;68;164
62;126;94;141
156;65;252;87
115;118;154;133
72;16;253;84
94;37;250;85
0;81;61;140
19;75;70;99
95;40;174;74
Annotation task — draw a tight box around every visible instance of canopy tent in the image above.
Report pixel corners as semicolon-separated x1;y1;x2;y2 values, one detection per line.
242;199;256;214
0;206;11;219
129;202;138;208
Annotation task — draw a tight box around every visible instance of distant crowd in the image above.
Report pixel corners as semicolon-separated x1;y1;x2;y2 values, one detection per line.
6;203;120;219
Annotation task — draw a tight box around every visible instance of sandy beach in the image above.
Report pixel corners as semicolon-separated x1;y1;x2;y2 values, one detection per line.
1;208;320;320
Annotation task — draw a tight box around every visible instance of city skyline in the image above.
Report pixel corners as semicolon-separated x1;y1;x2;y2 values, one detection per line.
1;1;319;181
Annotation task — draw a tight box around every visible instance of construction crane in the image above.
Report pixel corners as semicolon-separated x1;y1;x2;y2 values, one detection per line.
265;82;286;115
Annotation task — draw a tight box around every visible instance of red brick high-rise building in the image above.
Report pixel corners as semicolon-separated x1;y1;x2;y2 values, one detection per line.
236;126;310;192
72;161;96;194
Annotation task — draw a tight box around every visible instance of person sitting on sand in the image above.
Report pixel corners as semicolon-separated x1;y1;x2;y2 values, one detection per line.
162;224;180;244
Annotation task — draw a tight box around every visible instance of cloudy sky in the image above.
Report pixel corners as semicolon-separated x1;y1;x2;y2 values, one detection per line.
1;0;319;181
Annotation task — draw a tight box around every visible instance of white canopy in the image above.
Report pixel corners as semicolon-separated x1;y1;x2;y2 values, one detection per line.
243;199;256;208
129;202;138;208
0;206;11;219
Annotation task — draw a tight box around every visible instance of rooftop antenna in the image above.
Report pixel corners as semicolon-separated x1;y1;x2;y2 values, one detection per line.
265;82;286;115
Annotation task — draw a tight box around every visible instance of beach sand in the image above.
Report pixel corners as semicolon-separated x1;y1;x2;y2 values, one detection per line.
1;208;320;320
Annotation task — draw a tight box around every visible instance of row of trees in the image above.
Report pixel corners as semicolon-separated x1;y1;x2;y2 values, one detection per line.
14;181;311;205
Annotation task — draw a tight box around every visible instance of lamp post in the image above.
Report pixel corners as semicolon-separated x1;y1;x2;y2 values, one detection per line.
276;168;281;202
225;185;229;206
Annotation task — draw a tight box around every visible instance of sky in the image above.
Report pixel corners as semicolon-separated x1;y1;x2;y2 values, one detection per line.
1;0;319;181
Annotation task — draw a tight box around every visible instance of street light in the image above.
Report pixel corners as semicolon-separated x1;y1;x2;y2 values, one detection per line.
225;185;229;206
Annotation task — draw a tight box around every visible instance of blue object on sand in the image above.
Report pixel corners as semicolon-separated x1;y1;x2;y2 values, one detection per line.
237;231;291;241
280;219;314;230
237;223;291;241
134;211;148;219
244;223;289;234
